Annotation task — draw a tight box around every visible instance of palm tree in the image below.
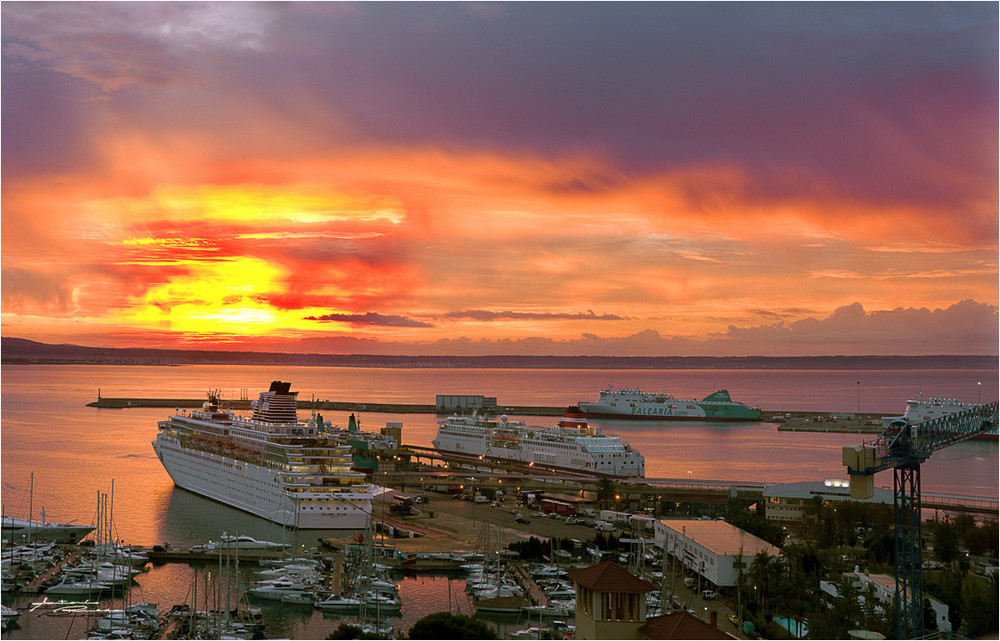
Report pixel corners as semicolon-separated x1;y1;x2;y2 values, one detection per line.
750;551;779;615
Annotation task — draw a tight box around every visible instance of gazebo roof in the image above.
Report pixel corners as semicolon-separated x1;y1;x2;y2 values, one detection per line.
639;612;736;639
566;561;656;592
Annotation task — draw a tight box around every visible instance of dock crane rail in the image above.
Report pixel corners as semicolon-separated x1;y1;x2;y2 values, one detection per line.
842;401;998;639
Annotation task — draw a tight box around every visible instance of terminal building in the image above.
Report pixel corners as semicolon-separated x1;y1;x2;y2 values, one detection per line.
763;479;893;526
435;394;498;413
653;519;781;588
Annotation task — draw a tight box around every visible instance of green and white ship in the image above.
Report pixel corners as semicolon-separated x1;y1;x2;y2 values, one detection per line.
579;386;760;421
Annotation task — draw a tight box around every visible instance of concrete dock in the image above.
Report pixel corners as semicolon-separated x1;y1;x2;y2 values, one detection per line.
86;396;566;415
85;395;895;430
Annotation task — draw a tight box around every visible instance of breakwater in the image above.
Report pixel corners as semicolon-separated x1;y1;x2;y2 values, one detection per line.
85;395;888;426
86;396;566;415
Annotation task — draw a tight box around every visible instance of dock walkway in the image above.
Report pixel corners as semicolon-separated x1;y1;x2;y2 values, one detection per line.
24;548;82;593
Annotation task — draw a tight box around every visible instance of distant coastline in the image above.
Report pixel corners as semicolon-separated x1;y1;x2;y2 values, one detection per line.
1;337;996;370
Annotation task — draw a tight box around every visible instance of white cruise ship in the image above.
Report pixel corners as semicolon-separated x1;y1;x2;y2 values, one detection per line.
431;409;644;478
152;381;376;529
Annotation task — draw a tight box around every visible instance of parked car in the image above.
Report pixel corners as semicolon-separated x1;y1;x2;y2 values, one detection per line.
702;589;717;600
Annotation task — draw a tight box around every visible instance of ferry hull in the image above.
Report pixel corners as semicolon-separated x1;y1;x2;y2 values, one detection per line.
578;407;759;421
152;439;370;530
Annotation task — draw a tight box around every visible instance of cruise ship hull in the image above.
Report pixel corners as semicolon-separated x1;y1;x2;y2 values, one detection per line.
433;447;637;479
152;439;370;530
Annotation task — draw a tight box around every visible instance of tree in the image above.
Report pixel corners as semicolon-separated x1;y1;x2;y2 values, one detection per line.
932;518;960;567
805;574;864;639
960;580;998;638
596;477;616;509
750;551;782;615
408;612;498;639
922;598;938;631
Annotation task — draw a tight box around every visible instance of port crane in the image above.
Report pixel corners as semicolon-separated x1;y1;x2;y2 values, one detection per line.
843;401;998;639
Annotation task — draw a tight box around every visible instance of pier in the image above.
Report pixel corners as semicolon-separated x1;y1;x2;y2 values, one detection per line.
84;394;901;430
86;396;565;416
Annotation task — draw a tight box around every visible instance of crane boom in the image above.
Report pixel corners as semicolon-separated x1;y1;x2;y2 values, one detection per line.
841;400;998;639
843;401;998;499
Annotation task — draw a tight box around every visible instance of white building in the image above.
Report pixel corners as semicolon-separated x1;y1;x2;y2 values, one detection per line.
653;519;781;588
819;570;950;632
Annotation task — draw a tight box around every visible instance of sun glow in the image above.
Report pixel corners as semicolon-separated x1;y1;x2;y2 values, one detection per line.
124;257;291;334
89;184;407;225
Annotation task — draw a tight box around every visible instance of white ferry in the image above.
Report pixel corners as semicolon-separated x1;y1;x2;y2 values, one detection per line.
881;394;997;438
579;386;760;421
431;409;644;478
152;381;376;529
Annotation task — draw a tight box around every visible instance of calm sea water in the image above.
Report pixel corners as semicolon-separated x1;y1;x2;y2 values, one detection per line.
1;364;997;639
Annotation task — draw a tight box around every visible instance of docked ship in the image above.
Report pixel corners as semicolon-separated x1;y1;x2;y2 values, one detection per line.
1;515;94;544
152;381;376;529
431;409;644;477
881;394;997;438
578;386;760;421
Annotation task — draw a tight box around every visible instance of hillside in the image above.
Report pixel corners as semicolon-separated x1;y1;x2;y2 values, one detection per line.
1;337;995;370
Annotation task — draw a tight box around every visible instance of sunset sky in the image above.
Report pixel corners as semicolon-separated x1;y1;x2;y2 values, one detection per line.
2;2;997;356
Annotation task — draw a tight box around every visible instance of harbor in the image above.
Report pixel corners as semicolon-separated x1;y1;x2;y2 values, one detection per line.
4;474;997;639
3;364;996;640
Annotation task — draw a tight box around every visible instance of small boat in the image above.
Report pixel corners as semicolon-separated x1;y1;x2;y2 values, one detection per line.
360;590;402;611
522;601;573;617
1;604;21;631
474;595;529;614
212;533;289;550
315;594;363;611
45;576;114;595
278;590;316;605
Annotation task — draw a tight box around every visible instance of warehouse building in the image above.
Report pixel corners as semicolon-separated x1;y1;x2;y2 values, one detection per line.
653;519;781;588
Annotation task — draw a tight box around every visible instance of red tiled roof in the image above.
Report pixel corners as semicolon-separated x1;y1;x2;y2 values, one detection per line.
638;612;735;640
565;561;656;592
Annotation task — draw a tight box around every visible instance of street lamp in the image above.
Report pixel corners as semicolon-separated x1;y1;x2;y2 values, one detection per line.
979;381;982;403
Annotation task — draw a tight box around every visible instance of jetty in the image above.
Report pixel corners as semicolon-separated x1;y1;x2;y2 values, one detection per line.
86;396;565;416
84;393;897;428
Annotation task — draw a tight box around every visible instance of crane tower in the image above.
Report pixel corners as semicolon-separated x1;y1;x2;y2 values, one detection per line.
843;401;998;639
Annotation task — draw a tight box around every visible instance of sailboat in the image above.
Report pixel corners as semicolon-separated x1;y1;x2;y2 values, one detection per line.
472;520;527;614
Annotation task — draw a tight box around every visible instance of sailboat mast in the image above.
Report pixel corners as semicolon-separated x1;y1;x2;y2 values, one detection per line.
28;473;34;544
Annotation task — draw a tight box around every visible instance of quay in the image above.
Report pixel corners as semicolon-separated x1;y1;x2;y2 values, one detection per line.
86;396;565;416
85;393;897;431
